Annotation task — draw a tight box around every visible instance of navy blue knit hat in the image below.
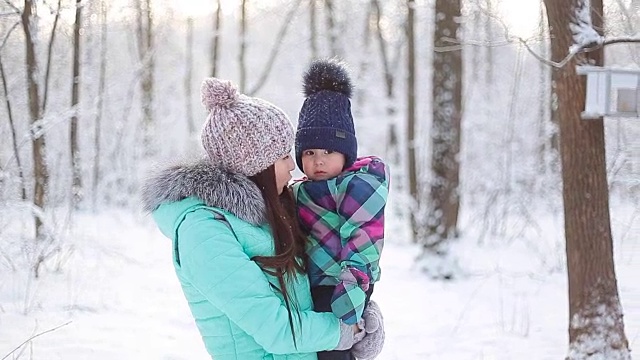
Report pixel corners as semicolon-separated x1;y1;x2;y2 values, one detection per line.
295;58;357;170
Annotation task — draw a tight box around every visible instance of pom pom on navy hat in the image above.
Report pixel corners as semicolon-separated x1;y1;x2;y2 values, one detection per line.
302;59;353;98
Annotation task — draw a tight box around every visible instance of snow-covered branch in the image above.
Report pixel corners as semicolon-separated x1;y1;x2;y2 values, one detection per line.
463;1;640;68
441;33;640;68
2;0;20;14
0;20;19;50
440;6;640;69
1;321;72;360
569;0;601;53
1;105;78;170
535;34;640;68
601;36;640;46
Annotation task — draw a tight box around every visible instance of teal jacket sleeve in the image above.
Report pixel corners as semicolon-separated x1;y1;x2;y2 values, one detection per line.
176;209;340;354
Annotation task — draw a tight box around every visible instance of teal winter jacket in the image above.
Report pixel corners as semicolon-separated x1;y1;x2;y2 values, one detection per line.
142;161;341;360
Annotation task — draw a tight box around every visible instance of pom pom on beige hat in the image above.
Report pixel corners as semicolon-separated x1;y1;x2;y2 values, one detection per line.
200;78;294;176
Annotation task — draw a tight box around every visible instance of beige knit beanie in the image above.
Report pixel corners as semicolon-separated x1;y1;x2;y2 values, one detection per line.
200;78;294;176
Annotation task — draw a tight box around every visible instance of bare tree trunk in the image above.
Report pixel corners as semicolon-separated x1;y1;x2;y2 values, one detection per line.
0;53;27;200
42;0;62;112
549;0;561;155
324;0;339;57
211;0;222;77
238;0;248;92
484;0;493;84
614;0;640;64
309;0;318;60
613;0;640;182
537;3;552;173
498;46;523;234
355;2;373;108
247;0;303;96
468;4;479;84
136;0;154;157
21;0;49;242
543;0;630;358
406;0;418;242
70;0;83;207
423;0;462;277
185;17;195;135
93;0;107;211
0;20;25;198
371;0;399;165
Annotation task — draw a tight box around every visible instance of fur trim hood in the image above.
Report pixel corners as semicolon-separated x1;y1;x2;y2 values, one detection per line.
141;160;266;225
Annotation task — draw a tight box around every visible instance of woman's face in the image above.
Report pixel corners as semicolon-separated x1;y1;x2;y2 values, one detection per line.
274;154;295;194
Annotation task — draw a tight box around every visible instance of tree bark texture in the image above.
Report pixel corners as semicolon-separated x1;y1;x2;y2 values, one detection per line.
0;54;27;200
238;0;247;92
42;0;62;112
22;0;48;240
247;0;303;96
371;0;399;165
405;0;418;242
537;4;553;173
543;0;630;358
309;0;318;61
185;17;195;135
93;0;107;211
484;0;493;84
71;0;83;206
426;0;462;247
324;0;340;57
136;0;154;157
211;0;222;78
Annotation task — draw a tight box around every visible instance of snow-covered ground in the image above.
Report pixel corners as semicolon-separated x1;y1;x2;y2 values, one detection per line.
0;202;638;360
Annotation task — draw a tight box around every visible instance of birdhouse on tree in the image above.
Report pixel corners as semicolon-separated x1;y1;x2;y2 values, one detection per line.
577;65;640;119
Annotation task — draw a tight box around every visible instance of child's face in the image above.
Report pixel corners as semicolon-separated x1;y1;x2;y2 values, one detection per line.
274;153;295;194
301;149;345;181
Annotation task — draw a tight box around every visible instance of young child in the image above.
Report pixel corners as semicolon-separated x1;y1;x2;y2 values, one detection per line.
291;59;389;360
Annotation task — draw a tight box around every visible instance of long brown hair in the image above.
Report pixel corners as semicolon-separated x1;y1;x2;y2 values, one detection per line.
248;165;308;346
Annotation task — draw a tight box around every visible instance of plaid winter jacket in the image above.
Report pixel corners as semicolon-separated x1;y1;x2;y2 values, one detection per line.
292;156;389;325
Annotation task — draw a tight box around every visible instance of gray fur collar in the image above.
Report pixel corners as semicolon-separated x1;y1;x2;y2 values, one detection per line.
141;160;266;225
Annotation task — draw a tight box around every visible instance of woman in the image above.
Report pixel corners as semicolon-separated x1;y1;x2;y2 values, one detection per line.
142;78;382;360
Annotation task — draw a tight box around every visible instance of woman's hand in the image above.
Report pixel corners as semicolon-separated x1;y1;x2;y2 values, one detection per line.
334;320;365;350
354;321;366;342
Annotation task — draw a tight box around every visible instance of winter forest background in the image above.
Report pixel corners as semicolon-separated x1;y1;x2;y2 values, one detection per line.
1;0;640;359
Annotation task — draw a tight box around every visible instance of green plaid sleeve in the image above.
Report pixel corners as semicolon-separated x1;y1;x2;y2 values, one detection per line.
330;162;389;324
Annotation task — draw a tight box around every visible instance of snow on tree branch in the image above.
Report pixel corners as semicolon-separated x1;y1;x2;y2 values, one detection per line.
569;0;602;54
0;20;19;50
1;321;72;360
2;0;20;14
443;2;640;69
